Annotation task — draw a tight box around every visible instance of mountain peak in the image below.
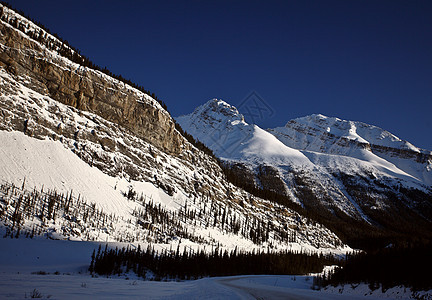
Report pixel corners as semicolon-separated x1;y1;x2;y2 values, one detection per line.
278;113;425;155
178;99;246;128
200;98;244;120
286;113;342;127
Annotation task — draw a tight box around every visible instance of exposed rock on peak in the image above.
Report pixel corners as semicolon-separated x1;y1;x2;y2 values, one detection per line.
281;113;421;153
179;98;246;126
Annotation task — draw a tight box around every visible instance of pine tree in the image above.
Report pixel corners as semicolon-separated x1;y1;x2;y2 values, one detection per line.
89;250;95;274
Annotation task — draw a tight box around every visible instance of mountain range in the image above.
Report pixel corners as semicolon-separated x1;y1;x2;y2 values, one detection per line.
1;2;431;254
2;3;432;297
177;99;432;247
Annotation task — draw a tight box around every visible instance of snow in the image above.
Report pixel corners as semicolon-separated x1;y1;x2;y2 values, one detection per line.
281;114;423;152
271;113;432;187
176;99;313;167
0;236;239;299
2;272;428;299
1;5;429;297
0;130;175;217
0;127;349;254
0;236;428;299
0;5;167;114
176;99;431;222
0;64;352;258
302;150;420;186
4;272;426;300
241;125;312;166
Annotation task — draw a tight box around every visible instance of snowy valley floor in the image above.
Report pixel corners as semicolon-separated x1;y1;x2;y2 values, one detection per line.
1;237;430;299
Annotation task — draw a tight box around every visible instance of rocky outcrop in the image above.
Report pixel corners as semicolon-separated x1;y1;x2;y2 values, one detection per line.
0;19;186;156
370;144;432;164
275;117;432;163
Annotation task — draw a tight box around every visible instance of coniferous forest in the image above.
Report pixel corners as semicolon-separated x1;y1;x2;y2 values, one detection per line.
320;243;432;292
90;244;338;280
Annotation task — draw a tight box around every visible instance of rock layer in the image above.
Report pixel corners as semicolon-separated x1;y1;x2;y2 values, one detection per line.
0;19;185;155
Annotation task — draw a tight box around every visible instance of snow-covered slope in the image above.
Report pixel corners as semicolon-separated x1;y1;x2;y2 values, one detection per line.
176;99;432;234
0;67;346;254
0;4;349;256
270;114;432;186
176;100;312;166
273;114;420;151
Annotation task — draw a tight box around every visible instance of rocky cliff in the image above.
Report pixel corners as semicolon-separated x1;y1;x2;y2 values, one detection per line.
0;9;185;156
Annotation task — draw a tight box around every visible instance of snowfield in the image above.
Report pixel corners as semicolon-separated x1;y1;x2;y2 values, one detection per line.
0;9;352;287
0;62;349;255
271;114;432;186
0;130;174;217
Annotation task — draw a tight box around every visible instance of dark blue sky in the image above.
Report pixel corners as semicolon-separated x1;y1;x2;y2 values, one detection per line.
9;0;432;150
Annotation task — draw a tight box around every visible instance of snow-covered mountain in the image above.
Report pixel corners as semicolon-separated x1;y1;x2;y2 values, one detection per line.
0;3;347;255
270;114;432;186
176;100;310;165
176;99;432;243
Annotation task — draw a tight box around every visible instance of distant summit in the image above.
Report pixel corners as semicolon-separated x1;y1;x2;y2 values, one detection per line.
275;113;423;153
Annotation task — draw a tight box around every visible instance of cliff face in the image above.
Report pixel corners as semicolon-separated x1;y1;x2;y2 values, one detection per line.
0;19;185;156
0;5;215;199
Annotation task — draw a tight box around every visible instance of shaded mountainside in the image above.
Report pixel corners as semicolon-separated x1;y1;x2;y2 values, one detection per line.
176;99;432;249
0;3;348;254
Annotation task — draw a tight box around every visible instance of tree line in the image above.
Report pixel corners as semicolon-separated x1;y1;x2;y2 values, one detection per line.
219;161;432;251
0;180;117;240
90;244;339;280
1;176;340;249
319;242;432;292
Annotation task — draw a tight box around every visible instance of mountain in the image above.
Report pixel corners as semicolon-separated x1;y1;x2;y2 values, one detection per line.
270;114;432;186
176;99;432;247
175;100;310;165
0;3;347;254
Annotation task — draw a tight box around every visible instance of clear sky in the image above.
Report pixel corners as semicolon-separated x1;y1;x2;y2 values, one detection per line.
8;0;432;150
